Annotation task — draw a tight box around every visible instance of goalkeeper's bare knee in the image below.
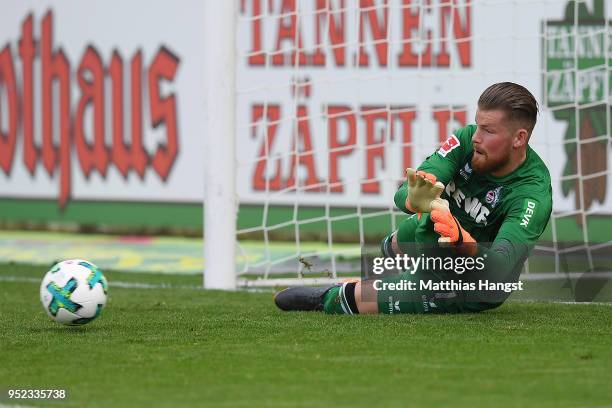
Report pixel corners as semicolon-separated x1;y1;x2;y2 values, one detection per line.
354;280;378;314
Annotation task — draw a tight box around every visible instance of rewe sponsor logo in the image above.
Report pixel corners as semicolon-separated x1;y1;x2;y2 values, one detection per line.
0;10;181;208
445;180;489;225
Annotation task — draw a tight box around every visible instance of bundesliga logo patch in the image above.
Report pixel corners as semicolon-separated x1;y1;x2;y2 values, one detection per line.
438;135;460;157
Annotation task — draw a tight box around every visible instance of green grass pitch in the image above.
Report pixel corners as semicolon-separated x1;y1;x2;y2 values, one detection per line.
1;263;612;408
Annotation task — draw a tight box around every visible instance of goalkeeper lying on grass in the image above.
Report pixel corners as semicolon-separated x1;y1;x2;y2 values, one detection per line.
275;82;552;315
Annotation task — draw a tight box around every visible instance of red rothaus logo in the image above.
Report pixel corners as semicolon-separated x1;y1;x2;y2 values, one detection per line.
0;10;181;208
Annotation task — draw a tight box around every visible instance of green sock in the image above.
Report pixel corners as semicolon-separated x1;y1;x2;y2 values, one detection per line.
322;286;345;314
322;284;360;315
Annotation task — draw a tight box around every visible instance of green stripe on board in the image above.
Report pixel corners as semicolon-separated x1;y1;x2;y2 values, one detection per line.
0;199;202;228
0;198;610;243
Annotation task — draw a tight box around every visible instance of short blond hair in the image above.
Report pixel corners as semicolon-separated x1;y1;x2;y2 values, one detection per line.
478;82;538;134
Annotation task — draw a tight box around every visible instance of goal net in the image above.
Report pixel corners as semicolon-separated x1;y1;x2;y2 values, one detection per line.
204;0;612;288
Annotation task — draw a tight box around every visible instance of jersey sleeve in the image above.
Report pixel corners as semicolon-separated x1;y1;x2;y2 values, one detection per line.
394;125;474;213
477;195;552;281
494;196;552;247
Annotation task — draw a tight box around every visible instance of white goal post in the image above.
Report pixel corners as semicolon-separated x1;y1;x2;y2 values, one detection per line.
204;0;237;289
204;0;612;289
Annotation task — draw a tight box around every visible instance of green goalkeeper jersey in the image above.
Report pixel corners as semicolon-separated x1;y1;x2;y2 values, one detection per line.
394;124;553;276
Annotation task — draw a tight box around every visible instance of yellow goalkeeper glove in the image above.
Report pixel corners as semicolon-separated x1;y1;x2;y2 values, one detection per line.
405;168;445;213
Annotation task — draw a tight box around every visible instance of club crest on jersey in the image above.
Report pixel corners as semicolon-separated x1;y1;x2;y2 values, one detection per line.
438;135;460;157
485;186;503;208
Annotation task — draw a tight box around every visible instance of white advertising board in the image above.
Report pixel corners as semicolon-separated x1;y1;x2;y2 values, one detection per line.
0;0;610;215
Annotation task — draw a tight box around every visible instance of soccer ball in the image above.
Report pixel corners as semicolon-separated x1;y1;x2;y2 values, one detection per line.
40;259;108;325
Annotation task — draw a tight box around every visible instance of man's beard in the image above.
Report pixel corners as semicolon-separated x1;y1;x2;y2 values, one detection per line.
471;150;509;175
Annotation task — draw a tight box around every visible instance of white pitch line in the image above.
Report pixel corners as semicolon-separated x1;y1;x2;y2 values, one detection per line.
513;299;612;307
0;275;273;293
0;276;201;290
521;272;612;280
